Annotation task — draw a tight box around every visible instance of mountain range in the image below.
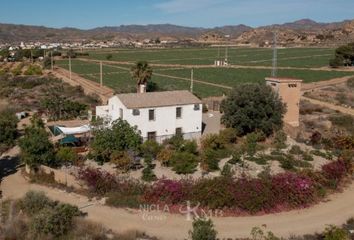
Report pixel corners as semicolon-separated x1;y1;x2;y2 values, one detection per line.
0;19;353;46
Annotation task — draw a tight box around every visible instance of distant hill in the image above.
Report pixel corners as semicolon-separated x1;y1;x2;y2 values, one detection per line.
0;19;353;46
236;19;354;46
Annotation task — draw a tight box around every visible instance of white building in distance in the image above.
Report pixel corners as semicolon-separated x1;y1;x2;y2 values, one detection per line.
96;90;203;142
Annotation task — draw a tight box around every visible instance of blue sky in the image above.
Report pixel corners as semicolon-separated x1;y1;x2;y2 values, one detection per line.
1;0;353;29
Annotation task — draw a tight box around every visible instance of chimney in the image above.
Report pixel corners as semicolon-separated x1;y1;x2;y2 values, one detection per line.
139;84;146;93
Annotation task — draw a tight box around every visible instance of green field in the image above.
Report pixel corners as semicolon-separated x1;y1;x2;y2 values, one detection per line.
56;47;353;98
83;47;335;68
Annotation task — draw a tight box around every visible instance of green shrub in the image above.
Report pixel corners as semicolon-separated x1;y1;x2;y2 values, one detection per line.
279;156;296;170
218;128;238;145
18;191;53;216
273;130;287;149
228;149;243;164
140;140;162;158
165;133;184;150
170;152;198;174
221;164;233;177
302;152;314;161
246;154;269;165
31;203;81;237
24;64;42;75
289;145;304;155
56;147;79;165
310;149;328;158
141;166;157;182
189;218;217;240
201;134;224;150
200;148;219;172
243;132;260;157
180;139;198;155
323;225;349;240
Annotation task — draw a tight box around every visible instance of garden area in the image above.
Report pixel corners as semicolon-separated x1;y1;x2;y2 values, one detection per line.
12;83;353;218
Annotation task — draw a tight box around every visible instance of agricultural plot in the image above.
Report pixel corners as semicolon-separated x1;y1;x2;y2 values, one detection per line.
57;47;351;97
83;47;335;68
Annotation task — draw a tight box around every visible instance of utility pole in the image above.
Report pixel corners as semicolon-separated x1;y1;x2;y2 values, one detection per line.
51;51;54;71
69;56;72;81
272;32;278;77
190;68;194;93
100;61;103;87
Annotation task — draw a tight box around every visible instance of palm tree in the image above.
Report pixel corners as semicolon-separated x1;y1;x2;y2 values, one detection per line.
130;61;153;93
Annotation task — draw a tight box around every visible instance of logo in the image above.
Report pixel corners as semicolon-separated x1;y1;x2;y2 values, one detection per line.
139;201;223;223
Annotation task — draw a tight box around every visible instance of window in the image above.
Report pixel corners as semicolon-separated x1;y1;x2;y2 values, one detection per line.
132;109;140;116
149;109;155;121
119;108;123;118
175;127;182;135
176;107;182;119
194;104;200;111
271;83;277;87
147;131;156;141
288;84;297;88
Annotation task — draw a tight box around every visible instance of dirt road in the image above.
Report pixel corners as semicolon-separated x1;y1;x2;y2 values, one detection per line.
301;75;354;91
301;96;354;116
49;68;114;104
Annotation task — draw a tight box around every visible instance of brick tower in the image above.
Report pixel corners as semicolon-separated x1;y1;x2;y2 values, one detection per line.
265;77;302;127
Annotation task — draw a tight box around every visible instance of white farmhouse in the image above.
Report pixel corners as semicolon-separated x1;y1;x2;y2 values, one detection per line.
96;90;203;142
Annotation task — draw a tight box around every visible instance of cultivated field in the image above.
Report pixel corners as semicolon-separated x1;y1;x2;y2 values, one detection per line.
56;47;354;97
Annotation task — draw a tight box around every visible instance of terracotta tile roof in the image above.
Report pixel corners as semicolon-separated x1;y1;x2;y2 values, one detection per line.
116;90;202;109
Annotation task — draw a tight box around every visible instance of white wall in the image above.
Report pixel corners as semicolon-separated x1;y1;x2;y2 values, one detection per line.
96;96;202;141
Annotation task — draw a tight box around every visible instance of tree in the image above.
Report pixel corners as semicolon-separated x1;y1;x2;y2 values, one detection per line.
0;109;19;146
106;54;113;60
329;42;354;68
130;61;153;92
221;84;285;136
67;49;76;58
19;117;55;169
90;119;142;164
189;218;217;240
